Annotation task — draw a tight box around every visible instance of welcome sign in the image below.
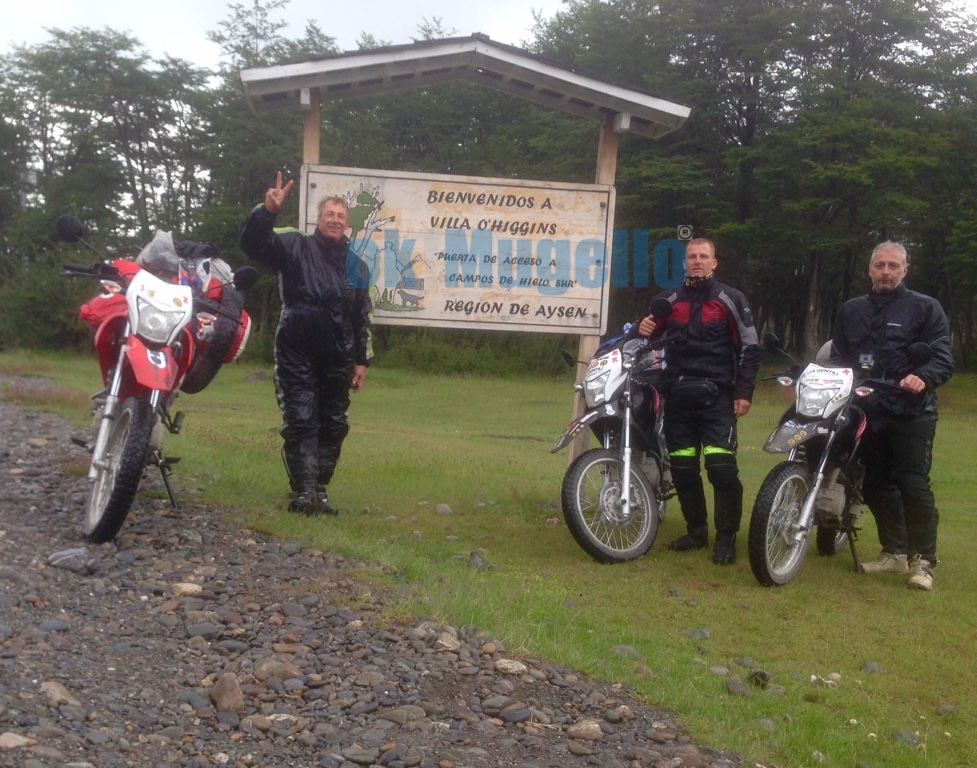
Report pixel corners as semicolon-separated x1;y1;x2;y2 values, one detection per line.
300;165;616;335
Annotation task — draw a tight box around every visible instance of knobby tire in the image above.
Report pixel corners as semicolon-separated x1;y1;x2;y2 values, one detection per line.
561;448;660;563
85;397;154;543
748;461;812;586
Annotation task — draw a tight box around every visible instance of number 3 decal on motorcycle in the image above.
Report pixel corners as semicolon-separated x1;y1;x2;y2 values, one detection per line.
147;349;169;368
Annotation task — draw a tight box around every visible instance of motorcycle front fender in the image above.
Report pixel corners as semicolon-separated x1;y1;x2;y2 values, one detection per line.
763;417;830;454
551;402;620;453
124;336;181;392
92;315;128;385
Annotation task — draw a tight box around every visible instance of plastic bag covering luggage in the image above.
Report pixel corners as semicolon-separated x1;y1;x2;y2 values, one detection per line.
195;257;233;293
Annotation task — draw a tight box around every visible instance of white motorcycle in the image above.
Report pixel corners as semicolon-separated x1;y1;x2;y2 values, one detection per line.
552;302;674;563
748;335;931;586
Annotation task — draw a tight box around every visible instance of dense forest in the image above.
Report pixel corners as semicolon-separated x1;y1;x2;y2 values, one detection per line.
2;0;976;367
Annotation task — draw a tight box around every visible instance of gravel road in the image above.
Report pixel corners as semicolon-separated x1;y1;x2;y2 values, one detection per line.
0;377;745;768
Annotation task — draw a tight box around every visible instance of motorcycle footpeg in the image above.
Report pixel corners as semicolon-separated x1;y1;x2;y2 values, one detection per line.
160;456;182;468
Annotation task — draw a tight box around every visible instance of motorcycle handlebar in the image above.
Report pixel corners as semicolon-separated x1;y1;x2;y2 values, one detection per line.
61;261;123;282
61;262;98;276
762;365;802;381
855;376;908;393
194;295;246;325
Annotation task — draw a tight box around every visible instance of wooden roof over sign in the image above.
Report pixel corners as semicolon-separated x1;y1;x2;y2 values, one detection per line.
239;34;690;139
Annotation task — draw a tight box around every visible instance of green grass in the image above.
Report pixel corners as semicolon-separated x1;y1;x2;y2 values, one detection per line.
2;349;975;768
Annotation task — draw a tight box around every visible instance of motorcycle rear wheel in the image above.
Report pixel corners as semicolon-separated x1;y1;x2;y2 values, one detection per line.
748;461;812;586
85;396;154;543
180;288;244;394
561;448;660;563
816;526;849;555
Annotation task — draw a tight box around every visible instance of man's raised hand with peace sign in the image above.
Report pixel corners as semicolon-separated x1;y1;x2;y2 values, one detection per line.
264;171;295;215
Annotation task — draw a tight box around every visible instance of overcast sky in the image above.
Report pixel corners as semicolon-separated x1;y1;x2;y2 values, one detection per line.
2;0;555;69
5;1;977;71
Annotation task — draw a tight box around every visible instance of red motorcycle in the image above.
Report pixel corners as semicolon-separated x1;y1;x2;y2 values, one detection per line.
58;214;256;543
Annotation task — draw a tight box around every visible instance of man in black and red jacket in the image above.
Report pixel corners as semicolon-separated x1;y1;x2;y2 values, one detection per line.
634;238;760;564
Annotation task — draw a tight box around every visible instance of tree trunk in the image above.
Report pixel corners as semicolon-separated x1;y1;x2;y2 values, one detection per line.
260;283;277;336
802;251;823;360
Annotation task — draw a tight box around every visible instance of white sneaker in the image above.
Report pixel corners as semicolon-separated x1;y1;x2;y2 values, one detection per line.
907;556;934;591
860;552;909;574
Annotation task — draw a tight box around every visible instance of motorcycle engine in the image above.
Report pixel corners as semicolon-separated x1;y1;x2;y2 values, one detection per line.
815;480;846;526
639;453;660;487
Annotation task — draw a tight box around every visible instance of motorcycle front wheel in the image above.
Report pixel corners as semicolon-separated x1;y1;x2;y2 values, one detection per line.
561;448;660;563
748;461;812;586
85;396;154;543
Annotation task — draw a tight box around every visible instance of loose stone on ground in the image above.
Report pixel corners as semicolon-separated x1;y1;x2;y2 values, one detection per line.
0;379;743;767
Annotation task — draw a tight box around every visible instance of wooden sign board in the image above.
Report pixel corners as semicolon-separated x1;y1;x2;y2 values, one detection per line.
301;165;616;335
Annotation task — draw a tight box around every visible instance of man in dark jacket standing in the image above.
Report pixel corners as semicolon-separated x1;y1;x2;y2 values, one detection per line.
240;172;373;515
831;241;953;590
635;238;760;564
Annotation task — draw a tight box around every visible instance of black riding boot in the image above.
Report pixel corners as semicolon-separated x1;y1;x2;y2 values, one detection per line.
317;442;342;487
314;440;343;516
282;438;319;514
668;454;709;550
706;453;743;565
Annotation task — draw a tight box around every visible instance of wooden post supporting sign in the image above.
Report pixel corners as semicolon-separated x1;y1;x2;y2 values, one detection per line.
567;114;621;464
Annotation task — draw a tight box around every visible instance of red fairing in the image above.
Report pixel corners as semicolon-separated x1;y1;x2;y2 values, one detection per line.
78;259;141;330
124;336;182;391
113;259;142;279
92;315;128;384
80;294;126;331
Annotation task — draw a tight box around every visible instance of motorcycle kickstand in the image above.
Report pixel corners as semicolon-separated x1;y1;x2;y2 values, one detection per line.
151;448;181;510
847;526;863;572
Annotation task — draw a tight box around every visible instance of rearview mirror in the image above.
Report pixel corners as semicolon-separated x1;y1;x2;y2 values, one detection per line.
55;214;85;243
763;332;782;353
232;265;259;291
908;342;932;366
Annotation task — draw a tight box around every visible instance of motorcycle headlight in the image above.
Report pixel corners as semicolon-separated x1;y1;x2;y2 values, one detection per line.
135;297;188;345
583;370;610;406
797;382;843;417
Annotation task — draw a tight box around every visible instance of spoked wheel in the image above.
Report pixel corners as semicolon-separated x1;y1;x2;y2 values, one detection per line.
748;461;812;586
85;396;155;543
816;526;849;555
561;448;661;563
